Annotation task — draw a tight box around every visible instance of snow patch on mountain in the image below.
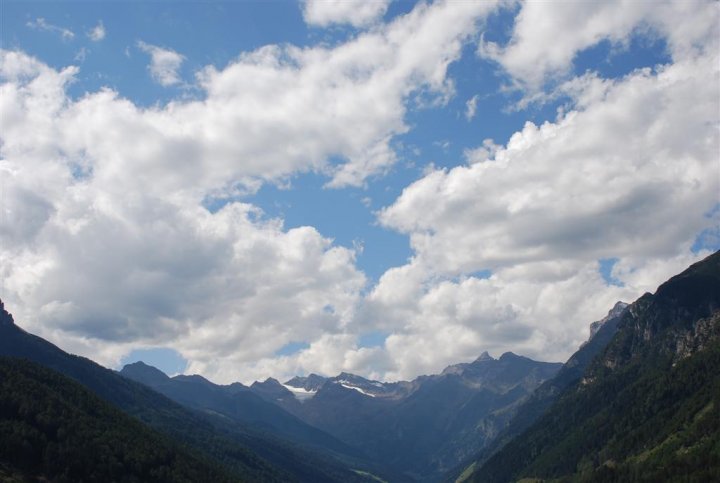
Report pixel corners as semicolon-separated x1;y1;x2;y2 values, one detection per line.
336;380;377;397
282;383;317;401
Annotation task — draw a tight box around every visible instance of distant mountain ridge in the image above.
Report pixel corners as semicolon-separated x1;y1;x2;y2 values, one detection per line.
250;350;562;480
119;345;563;480
119;361;366;461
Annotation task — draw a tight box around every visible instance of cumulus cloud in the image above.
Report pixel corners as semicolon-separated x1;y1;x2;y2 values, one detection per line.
3;0;717;385
302;0;391;28
137;41;185;86
381;58;718;274
0;49;365;384
370;2;719;378
0;1;497;384
88;21;105;42
481;0;719;88
26;17;74;41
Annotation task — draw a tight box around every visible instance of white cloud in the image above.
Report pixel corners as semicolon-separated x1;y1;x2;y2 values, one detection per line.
464;94;478;120
74;47;88;63
0;0;498;384
88;21;106;42
380;55;718;275
137;41;185;86
4;1;716;386
302;0;391;28
0;51;367;377
463;138;499;164
26;17;75;41
362;252;712;380
481;0;719;89
369;9;719;378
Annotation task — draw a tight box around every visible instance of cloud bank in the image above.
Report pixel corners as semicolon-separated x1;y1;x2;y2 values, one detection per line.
1;0;718;384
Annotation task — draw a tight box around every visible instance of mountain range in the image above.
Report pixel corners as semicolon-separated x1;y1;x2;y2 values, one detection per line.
126;350;561;480
1;250;718;481
253;353;561;480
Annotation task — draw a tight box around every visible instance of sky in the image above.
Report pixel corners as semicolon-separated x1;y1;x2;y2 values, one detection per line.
1;0;718;384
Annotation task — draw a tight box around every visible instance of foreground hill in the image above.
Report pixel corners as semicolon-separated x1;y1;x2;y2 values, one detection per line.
467;250;720;482
0;357;234;482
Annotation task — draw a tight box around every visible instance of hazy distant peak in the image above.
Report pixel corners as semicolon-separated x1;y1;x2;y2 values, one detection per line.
120;361;170;386
475;351;494;362
172;374;214;386
285;373;328;392
499;351;522;361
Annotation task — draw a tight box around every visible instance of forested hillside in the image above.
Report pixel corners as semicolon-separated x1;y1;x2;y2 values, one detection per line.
0;357;235;482
468;251;720;482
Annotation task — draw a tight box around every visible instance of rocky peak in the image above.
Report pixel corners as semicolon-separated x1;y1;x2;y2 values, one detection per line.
253;377;282;388
474;351;494;362
0;299;15;327
594;251;720;373
499;351;523;361
285;373;327;391
589;301;629;340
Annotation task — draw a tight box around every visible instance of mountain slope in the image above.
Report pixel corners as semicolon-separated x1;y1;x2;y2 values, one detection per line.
469;251;720;482
0;301;377;482
0;356;235;482
120;361;365;460
0;302;287;481
450;302;629;480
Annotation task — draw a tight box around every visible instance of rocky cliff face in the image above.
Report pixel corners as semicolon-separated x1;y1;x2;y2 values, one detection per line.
0;300;15;326
593;251;720;373
588;301;628;340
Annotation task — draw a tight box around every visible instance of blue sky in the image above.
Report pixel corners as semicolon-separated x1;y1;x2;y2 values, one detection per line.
1;0;718;381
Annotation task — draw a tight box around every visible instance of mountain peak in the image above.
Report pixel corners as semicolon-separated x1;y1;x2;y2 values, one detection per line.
173;374;213;386
499;351;522;361
474;351;494;362
120;361;170;386
610;300;630;313
250;377;282;389
285;373;327;392
589;301;629;340
334;372;376;384
0;299;15;327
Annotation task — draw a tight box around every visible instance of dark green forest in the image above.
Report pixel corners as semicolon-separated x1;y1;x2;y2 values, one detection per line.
473;343;720;482
469;251;720;482
0;301;380;483
0;356;235;482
